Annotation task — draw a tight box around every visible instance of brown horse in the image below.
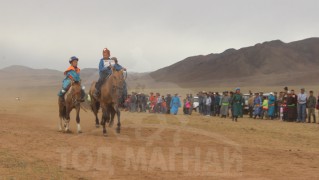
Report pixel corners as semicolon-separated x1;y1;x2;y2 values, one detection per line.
58;81;83;133
89;68;124;136
89;82;115;128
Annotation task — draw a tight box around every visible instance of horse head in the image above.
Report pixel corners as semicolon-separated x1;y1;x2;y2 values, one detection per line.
70;80;82;105
111;67;125;86
108;68;126;103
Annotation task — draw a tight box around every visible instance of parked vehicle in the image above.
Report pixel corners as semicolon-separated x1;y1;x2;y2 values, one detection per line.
193;96;199;111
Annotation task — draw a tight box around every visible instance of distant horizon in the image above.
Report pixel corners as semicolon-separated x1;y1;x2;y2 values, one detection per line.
1;36;318;73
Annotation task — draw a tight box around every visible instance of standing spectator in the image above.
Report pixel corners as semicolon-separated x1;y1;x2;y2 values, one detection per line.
214;92;221;116
277;92;284;120
248;93;254;118
165;94;172;114
232;88;243;122
198;92;204;115
220;91;230;118
189;94;194;115
253;93;262;119
261;96;269;119
183;94;190;115
282;87;289;121
183;98;187;114
149;92;154;113
297;88;307;123
125;95;131;111
202;92;207;115
185;99;191;115
268;92;276;120
205;93;212;116
307;90;316;123
156;93;162;113
161;96;167;113
274;92;278;118
130;92;137;112
259;92;264;118
287;91;297;122
291;90;298;121
170;93;181;115
210;93;215;116
229;91;234;118
141;93;147;112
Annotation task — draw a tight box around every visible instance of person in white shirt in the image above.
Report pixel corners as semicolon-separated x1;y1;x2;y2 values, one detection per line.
205;93;212;116
297;88;307;123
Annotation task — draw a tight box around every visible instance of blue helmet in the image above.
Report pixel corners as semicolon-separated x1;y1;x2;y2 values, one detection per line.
69;56;79;64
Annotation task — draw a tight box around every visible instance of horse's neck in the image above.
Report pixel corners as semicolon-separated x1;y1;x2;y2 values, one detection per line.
65;86;73;97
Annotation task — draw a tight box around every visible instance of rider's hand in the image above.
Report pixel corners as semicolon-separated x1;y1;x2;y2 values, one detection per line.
123;68;127;71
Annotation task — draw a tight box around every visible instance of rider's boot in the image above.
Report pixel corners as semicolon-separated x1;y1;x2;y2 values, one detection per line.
58;89;66;103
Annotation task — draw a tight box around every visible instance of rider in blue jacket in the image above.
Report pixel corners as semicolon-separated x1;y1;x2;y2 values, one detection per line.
94;48;126;99
58;56;85;102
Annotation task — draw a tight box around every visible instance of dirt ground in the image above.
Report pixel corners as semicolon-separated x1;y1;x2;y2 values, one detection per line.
1;88;319;180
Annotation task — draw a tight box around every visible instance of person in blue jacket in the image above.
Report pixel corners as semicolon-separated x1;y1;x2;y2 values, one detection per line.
170;93;181;115
57;56;85;102
268;92;276;119
94;48;126;98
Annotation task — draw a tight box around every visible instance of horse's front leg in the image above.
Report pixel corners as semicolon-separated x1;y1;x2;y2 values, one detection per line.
59;117;63;132
76;105;82;133
109;106;115;127
64;106;71;133
101;106;108;137
91;100;100;128
95;114;100;128
114;106;121;134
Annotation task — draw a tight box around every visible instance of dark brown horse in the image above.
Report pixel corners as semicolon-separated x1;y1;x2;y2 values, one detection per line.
88;83;116;128
58;81;83;133
89;68;124;136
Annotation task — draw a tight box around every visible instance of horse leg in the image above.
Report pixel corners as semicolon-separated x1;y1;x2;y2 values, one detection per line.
109;106;116;127
95;114;100;128
76;106;82;133
59;118;63;132
92;100;100;128
65;107;71;133
115;106;121;134
101;107;108;136
58;99;65;132
65;117;70;133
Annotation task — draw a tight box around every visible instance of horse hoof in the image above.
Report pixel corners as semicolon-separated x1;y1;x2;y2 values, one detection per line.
103;133;108;137
78;130;82;134
116;128;121;134
95;124;100;128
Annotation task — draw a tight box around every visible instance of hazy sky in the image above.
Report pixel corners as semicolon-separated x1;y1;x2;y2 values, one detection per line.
1;0;318;72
